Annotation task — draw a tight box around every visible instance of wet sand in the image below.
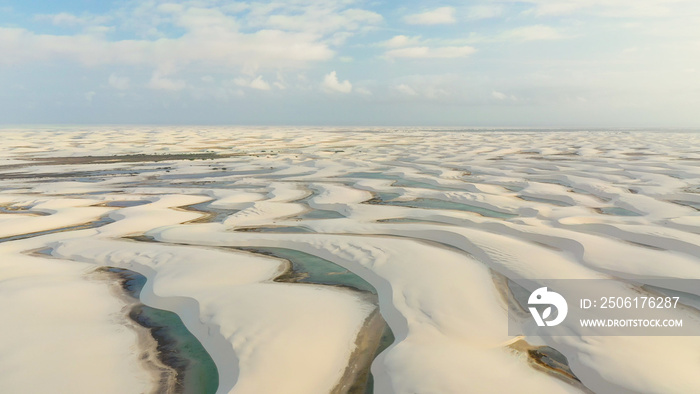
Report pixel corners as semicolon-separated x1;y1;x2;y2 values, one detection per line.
508;339;592;393
91;267;180;394
332;307;388;394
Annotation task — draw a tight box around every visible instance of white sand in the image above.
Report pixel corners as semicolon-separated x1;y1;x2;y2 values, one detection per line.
1;126;699;393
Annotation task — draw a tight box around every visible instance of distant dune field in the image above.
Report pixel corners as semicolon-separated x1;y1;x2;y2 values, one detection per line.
1;127;699;393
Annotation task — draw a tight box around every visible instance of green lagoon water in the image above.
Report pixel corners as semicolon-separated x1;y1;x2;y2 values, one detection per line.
110;268;219;394
244;247;376;293
378;198;516;219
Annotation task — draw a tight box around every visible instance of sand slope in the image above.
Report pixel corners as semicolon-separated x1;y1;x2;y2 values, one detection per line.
1;127;699;393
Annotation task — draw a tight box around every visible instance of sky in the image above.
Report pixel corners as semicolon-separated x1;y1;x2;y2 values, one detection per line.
0;0;699;127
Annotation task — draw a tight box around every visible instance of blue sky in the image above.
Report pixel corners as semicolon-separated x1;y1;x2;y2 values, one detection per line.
1;0;699;126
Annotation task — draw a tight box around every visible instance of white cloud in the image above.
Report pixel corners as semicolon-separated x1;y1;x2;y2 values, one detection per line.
327;31;354;46
322;71;352;93
449;25;567;44
0;26;333;71
381;35;423;48
35;12;111;27
148;69;186;91
523;1;584;16
250;76;271;90
510;0;691;17
395;84;418;96
235;75;272;90
251;76;271;90
492;91;507;100
261;8;383;35
387;74;478;103
157;3;185;14
386;46;476;59
108;73;130;90
404;7;456;25
4;0;698;127
492;91;517;100
466;5;504;20
2;3;348;72
274;72;287;90
500;25;566;41
84;91;96;102
35;12;83;26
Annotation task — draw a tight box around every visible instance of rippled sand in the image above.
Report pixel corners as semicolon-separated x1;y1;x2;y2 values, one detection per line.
1;127;699;393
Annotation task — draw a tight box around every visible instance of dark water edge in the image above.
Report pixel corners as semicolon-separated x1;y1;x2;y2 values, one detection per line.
105;267;219;394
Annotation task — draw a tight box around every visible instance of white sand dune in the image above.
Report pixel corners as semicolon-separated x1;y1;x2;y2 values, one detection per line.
0;247;155;394
1;127;699;393
51;238;373;394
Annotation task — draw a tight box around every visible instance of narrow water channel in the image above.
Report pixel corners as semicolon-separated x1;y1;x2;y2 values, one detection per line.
105;267;219;394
